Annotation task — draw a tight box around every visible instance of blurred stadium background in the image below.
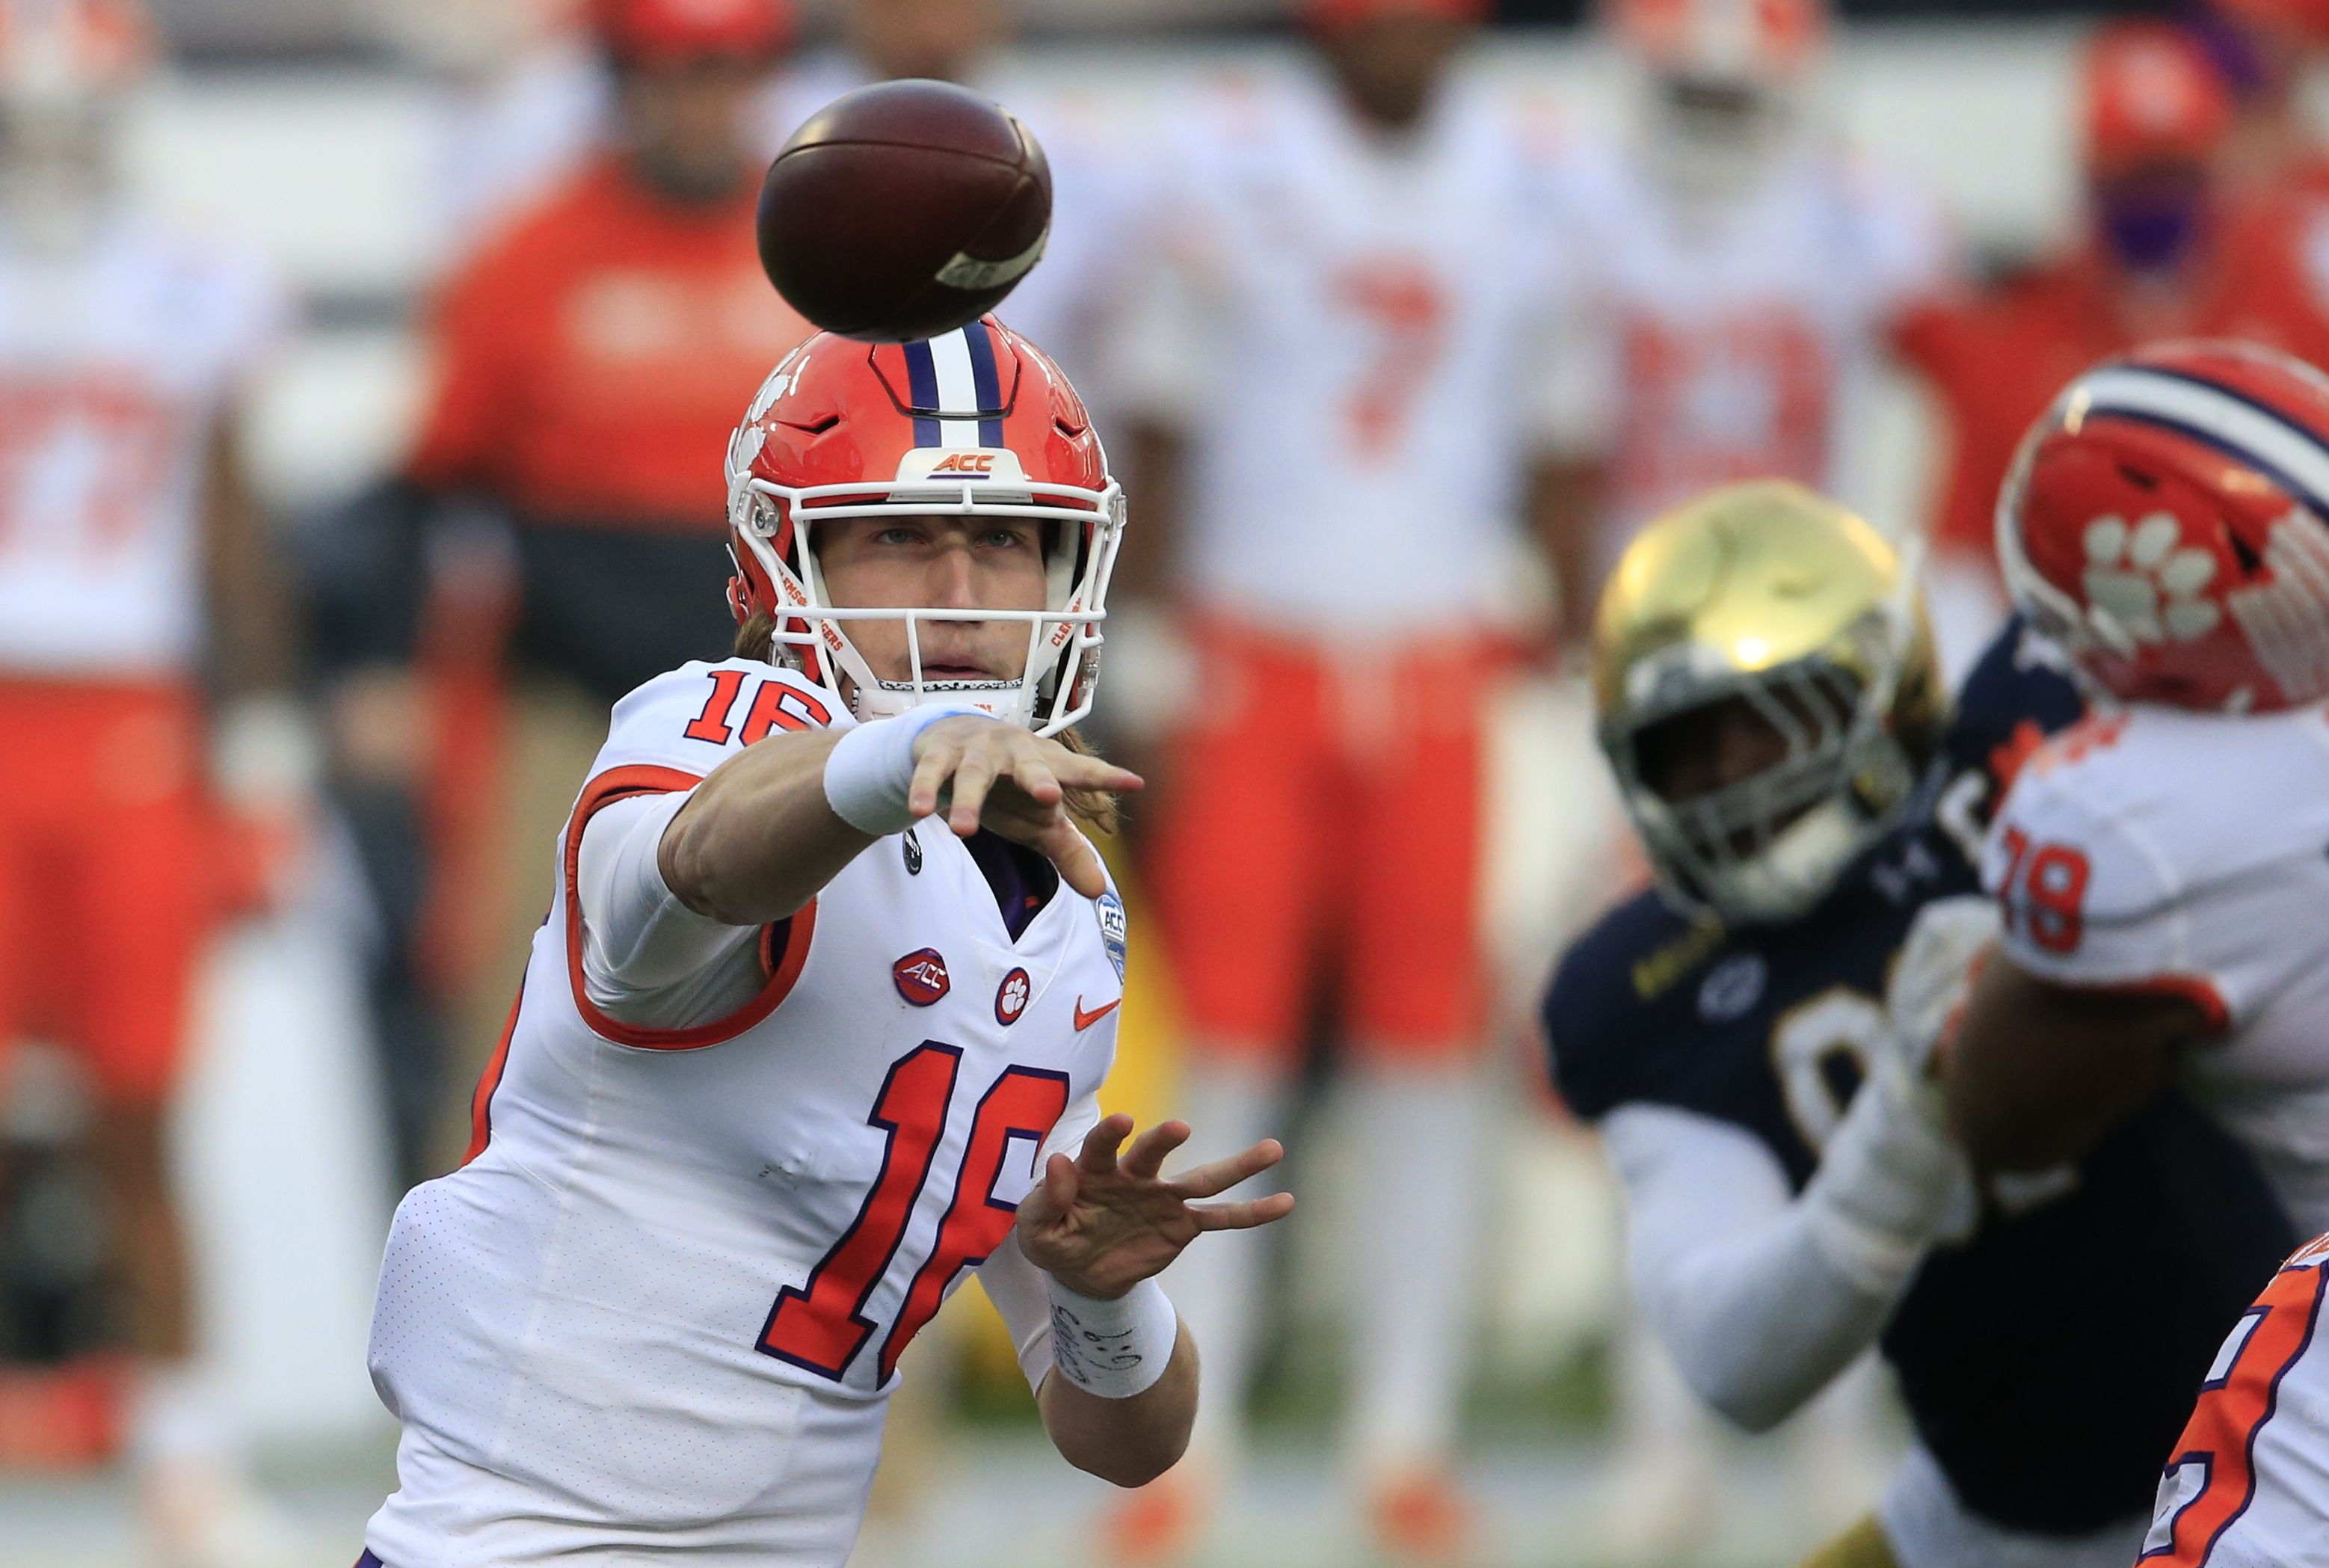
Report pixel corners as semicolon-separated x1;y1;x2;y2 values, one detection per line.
0;0;2289;1564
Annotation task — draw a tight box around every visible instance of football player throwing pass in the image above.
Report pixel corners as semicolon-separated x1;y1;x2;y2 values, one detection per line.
356;318;1293;1568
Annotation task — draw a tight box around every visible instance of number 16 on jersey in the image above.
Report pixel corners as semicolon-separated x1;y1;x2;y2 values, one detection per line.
760;1042;1068;1386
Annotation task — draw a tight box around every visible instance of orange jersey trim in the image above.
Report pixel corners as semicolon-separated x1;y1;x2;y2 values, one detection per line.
2115;974;2234;1035
2028;971;2233;1035
463;986;526;1166
559;763;816;1051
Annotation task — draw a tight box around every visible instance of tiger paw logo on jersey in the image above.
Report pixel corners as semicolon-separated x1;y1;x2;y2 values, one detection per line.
892;948;950;1006
2083;511;2222;644
995;967;1030;1025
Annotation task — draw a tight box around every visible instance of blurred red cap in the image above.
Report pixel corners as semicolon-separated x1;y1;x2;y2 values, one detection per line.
1303;0;1492;30
590;0;792;67
2084;21;2232;173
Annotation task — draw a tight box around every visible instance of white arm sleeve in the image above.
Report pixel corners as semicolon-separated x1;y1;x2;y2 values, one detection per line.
976;1091;1110;1393
1604;1097;1933;1432
575;790;766;1030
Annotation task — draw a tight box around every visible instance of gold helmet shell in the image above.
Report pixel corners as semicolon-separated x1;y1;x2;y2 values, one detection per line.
1593;479;1944;924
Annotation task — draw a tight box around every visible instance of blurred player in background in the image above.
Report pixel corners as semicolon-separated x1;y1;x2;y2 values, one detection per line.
1111;0;1574;1558
403;0;803;697
2189;0;2328;197
1897;22;2240;666
1922;344;2329;1565
309;0;805;1178
2201;1;2329;375
361;316;1296;1568
0;0;302;1561
1530;0;1954;1544
1537;0;1956;651
1545;482;2292;1568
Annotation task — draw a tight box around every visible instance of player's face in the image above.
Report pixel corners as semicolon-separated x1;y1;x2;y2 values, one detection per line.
617;55;765;203
1642;71;1788;197
815;513;1050;685
846;0;1004;84
1317;13;1467;129
1633;689;1803;843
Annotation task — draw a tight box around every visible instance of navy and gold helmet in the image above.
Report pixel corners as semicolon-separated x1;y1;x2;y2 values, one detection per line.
1592;479;1944;925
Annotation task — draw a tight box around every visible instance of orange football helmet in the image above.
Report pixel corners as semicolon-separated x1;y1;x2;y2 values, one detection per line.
1999;339;2329;713
723;316;1124;736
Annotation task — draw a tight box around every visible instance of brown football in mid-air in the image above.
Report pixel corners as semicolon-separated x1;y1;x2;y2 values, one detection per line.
757;79;1053;343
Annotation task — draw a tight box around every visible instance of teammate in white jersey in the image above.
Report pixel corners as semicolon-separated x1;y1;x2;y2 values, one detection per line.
1109;0;1571;1556
360;316;1294;1568
1538;0;1955;642
0;4;298;1562
1913;342;2329;1567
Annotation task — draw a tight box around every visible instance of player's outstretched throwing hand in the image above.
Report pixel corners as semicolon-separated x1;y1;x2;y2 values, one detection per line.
908;715;1142;898
1016;1114;1296;1300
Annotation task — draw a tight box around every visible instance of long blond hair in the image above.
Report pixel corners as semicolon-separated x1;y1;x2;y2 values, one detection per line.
732;612;1119;837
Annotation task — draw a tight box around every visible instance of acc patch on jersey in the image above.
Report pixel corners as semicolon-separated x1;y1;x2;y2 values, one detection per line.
1095;891;1128;981
893;948;950;1006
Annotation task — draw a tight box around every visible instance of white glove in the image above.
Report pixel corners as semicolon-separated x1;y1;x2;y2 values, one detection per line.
1797;896;1998;1286
1877;894;2001;1122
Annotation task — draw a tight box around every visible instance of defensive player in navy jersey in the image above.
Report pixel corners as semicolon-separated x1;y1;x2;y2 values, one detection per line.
1542;481;2292;1568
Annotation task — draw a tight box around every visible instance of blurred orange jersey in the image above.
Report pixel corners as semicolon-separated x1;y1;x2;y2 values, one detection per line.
408;157;810;527
2209;154;2329;376
1896;229;2329;565
1898;251;2223;561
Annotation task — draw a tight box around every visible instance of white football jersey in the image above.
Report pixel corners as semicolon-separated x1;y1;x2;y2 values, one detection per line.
1551;143;1950;583
2141;1232;2329;1567
0;220;280;677
1119;71;1572;635
1984;701;2329;1229
364;660;1124;1567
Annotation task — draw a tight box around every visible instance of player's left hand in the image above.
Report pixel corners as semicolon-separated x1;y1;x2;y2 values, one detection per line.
1016;1114;1295;1300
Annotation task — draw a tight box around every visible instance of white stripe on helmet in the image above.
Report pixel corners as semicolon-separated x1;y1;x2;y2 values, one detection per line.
926;329;981;449
2073;366;2329;517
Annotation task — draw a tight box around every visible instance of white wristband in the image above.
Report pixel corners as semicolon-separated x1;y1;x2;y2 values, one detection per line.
1047;1276;1178;1399
820;704;987;837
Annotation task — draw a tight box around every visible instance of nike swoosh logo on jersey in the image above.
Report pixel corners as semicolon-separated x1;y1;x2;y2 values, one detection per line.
1073;997;1122;1031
